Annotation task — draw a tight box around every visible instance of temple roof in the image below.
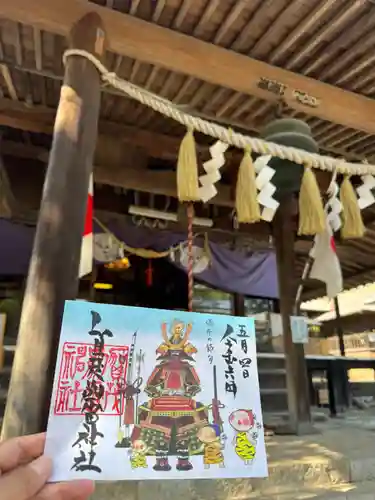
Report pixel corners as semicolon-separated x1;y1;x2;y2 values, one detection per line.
1;0;375;301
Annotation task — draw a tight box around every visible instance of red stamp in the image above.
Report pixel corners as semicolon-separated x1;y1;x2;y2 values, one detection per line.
54;342;129;416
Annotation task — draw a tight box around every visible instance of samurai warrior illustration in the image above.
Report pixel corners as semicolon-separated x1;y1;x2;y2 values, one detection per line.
131;320;210;471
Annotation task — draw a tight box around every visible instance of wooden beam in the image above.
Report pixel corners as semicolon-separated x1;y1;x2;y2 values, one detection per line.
0;96;364;175
1;62;371;164
295;239;374;266
0;98;182;160
2;12;106;438
3;0;375;134
321;312;375;335
95;163;234;206
2;205;271;253
302;265;375;302
1;139;234;206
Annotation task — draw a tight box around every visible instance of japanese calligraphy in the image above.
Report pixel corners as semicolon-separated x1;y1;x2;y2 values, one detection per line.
71;310;113;474
257;77;320;109
206;319;214;365
237;324;252;379
55;342;128;415
257;77;286;97
292;89;320;108
221;324;238;397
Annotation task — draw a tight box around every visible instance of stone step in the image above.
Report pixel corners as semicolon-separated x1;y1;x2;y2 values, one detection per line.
258;369;287;390
71;478;375;500
234;482;375;500
257;356;285;371
260;388;288;412
129;455;375;500
133;468;375;500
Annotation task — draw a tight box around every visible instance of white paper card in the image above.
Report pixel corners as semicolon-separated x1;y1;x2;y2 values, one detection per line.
45;301;268;482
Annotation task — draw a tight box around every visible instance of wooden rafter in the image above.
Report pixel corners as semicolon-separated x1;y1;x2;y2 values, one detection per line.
1;138;234;207
302;265;375;301
2;0;375;135
0;97;186;159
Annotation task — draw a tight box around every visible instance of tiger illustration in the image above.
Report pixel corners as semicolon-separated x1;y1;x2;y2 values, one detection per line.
229;409;256;465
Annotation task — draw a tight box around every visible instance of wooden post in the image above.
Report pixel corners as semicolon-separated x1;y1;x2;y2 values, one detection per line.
334;297;346;357
1;13;105;438
233;293;245;316
272;198;314;434
333;296;350;407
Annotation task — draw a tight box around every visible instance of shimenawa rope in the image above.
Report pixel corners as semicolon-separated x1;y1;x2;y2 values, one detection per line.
62;49;375;176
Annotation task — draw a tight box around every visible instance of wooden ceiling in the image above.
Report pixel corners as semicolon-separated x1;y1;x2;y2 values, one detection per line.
1;0;375;300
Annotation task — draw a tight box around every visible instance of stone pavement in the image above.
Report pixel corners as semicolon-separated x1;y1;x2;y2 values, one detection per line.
92;409;375;500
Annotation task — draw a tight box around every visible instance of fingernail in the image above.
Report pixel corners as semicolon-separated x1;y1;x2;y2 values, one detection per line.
74;479;95;491
71;479;96;497
29;455;53;478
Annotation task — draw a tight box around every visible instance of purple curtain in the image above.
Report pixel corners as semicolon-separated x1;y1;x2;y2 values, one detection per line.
0;218;278;298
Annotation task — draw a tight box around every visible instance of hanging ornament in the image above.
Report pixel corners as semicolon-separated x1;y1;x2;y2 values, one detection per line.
198;140;228;203
298;165;325;236
179;244;210;274
254;155;279;222
326;171;342;233
176;128;200;202
356;174;375;210
94;233;120;262
145;259;153;287
235;148;261;223
340;176;365;239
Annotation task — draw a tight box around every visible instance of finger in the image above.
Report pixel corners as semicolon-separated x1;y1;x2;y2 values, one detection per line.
32;480;95;500
0;455;52;500
0;433;46;473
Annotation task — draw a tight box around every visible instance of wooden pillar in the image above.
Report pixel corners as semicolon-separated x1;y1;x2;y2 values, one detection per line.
1;13;105;438
334;297;346;357
233;293;245;316
272;197;314;434
333;297;350;408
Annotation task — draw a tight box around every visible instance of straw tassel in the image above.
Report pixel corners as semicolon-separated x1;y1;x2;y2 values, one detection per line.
340;176;365;239
177;127;200;202
235;148;261;223
298;166;326;235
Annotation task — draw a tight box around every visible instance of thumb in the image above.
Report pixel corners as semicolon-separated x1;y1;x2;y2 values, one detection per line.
0;455;52;500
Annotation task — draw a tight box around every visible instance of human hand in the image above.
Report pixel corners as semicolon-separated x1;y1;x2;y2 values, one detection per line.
0;432;95;500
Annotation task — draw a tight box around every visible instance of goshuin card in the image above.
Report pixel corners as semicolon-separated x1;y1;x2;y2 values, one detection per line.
45;301;268;481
